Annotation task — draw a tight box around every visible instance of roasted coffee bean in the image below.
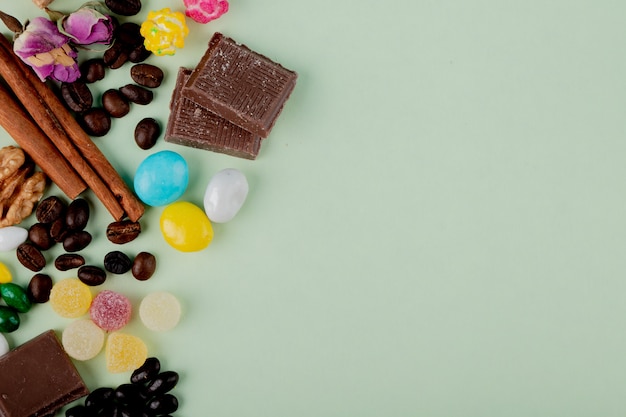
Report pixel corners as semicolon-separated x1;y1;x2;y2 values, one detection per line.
78;265;107;286
105;0;142;16
63;230;92;252
134;118;160;150
146;394;178;415
102;89;130;118
128;43;151;63
85;387;115;410
146;371;179;396
50;217;69;242
130;64;163;88
131;251;156;281
55;253;86;271
114;383;147;405
80;58;106;83
103;42;129;69
61;81;93;112
80;108;111;136
66;198;90;231
115;22;142;47
28;273;53;303
36;195;66;223
106;220;141;244
119;84;153;105
28;223;54;250
130;357;160;384
16;242;46;272
104;251;132;274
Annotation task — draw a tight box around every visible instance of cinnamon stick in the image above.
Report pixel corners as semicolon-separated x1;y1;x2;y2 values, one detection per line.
0;35;141;220
0;82;86;198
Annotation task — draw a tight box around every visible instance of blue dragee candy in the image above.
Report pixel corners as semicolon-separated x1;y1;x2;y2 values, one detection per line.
134;150;189;206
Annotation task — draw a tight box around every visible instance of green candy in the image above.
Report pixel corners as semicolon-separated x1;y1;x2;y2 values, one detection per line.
0;283;32;313
0;306;19;333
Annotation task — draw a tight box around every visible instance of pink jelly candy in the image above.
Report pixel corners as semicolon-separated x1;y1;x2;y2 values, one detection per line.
183;0;229;24
90;290;132;331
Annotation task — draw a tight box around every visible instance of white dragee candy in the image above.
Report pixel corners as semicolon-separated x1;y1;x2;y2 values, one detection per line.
0;226;28;251
0;332;9;356
203;168;249;223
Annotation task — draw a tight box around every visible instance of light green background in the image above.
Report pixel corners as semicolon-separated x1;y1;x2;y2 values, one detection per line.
2;0;626;415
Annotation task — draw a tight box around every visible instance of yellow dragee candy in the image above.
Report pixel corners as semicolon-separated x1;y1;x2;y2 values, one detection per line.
106;332;148;373
0;262;11;283
62;319;105;361
49;278;92;318
160;201;213;252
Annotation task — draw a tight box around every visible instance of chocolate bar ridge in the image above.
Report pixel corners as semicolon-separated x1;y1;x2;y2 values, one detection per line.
165;67;262;159
0;330;89;417
183;32;297;139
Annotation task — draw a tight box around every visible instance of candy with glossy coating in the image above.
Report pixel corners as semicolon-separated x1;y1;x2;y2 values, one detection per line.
160;201;213;251
62;319;105;361
0;332;8;355
139;292;181;331
134;150;189;206
0;283;32;313
49;278;92;318
106;332;148;373
204;168;249;223
0;226;27;251
0;306;19;333
0;262;11;284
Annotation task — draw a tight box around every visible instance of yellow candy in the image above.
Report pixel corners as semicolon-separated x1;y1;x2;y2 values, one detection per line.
0;262;11;283
140;8;189;56
160;201;213;252
106;332;148;373
49;278;92;318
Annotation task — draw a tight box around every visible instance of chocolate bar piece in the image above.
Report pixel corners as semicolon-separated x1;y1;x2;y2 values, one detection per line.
183;32;297;139
165;67;262;160
0;330;89;417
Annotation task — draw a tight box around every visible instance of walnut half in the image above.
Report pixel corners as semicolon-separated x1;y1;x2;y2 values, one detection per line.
0;146;46;227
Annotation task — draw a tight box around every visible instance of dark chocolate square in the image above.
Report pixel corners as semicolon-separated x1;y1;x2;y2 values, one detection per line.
0;330;89;417
183;32;297;139
165;67;262;160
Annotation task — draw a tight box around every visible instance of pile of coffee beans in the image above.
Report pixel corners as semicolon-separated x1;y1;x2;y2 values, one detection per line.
65;357;179;417
59;19;163;148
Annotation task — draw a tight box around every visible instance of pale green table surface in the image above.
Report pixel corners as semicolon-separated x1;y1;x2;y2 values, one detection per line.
1;0;626;416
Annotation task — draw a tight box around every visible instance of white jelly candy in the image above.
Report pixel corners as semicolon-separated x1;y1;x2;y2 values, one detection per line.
62;319;105;361
203;168;248;223
0;226;28;251
139;291;181;331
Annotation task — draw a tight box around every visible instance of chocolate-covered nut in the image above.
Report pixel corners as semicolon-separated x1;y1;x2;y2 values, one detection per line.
103;89;130;118
131;251;156;280
55;253;86;271
78;265;107;286
28;273;53;303
61;81;93;112
134;118;160;150
119;84;153;105
80;108;111;137
103;42;128;69
130;357;160;384
80;58;106;83
28;223;54;251
105;0;142;16
104;251;132;274
16;243;46;272
106;220;141;244
63;231;92;252
36;196;66;223
130;64;163;88
66;198;90;231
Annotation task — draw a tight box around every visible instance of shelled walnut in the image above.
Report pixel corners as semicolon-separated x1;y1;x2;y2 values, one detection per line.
0;146;46;227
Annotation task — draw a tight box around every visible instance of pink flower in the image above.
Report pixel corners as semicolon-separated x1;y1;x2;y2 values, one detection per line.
183;0;229;24
61;7;115;45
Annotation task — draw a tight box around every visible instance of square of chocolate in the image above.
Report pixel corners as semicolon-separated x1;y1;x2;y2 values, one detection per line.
0;330;89;417
165;67;263;160
183;32;297;139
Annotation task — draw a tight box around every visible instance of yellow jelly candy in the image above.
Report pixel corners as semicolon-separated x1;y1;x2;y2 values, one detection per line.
49;278;92;318
62;319;105;361
0;262;11;283
160;201;213;252
106;332;148;373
